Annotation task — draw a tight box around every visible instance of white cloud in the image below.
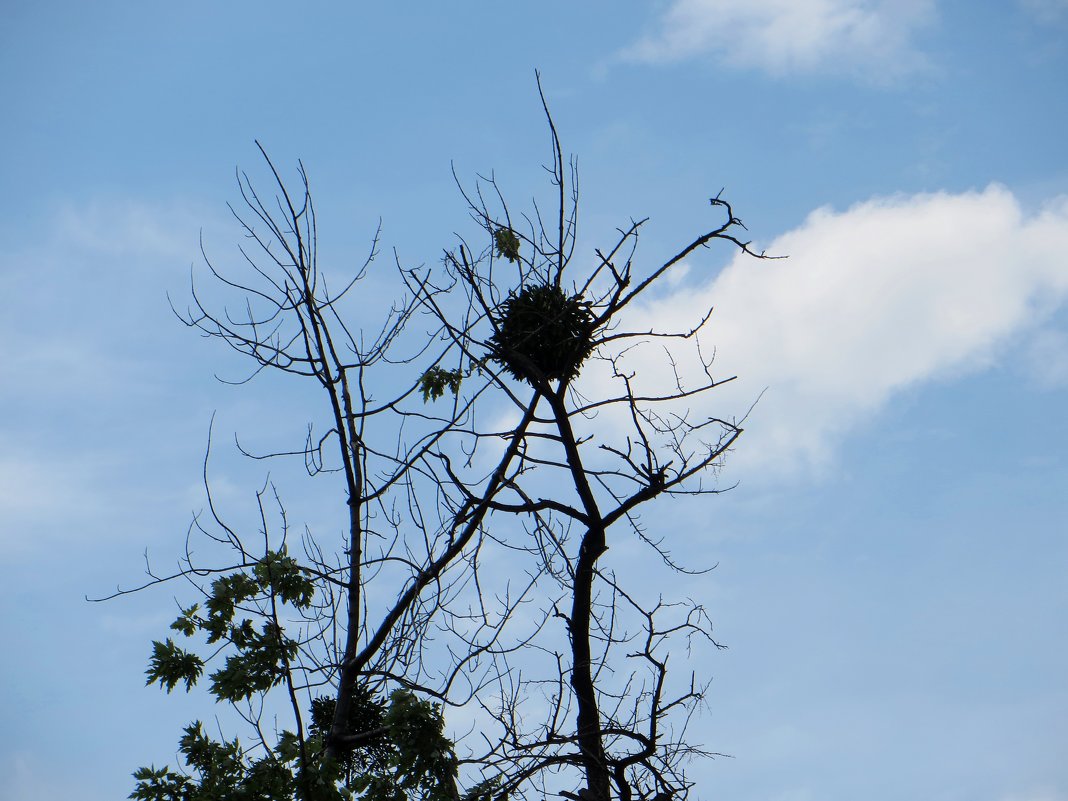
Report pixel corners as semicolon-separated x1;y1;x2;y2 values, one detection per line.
623;0;936;80
601;185;1068;476
1000;792;1068;801
54;196;200;259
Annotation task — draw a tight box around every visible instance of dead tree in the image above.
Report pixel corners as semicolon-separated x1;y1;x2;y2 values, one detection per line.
413;81;770;801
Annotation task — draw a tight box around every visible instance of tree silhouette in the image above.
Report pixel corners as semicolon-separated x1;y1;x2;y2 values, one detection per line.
101;79;769;801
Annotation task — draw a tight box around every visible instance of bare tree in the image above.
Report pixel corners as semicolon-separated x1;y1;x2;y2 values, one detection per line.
413;81;769;801
104;80;768;801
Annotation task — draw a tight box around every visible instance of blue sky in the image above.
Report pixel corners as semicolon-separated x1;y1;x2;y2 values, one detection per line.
2;2;1067;800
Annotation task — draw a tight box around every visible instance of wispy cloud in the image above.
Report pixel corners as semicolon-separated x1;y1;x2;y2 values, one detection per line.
597;185;1068;476
1023;327;1068;388
0;751;85;801
0;198;209;555
622;0;936;81
0;450;105;535
1000;792;1068;801
1019;0;1068;24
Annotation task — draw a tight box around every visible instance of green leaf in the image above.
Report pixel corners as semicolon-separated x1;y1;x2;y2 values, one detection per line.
276;730;302;763
255;549;316;609
146;639;204;693
383;690;459;801
419;366;464;403
463;775;504;801
208;622;295;702
169;603;199;637
129;764;190;801
493;227;521;263
204;573;259;643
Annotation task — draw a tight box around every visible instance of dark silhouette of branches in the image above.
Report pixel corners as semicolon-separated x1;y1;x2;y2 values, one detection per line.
414;76;768;801
104;78;769;801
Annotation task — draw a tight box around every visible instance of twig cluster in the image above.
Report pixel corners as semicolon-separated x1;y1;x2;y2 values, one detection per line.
104;76;769;801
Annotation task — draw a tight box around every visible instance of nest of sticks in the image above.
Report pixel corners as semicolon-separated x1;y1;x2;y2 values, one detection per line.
489;282;596;385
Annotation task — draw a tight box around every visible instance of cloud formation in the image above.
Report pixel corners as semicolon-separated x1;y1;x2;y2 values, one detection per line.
608;185;1068;476
623;0;936;80
1020;0;1068;24
0;199;209;556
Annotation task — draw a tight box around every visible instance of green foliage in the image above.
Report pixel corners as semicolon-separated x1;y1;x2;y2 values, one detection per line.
138;551;467;801
131;765;191;801
208;621;298;702
147;550;313;704
340;690;458;801
381;690;458;801
146;638;204;693
130;723;299;801
493;227;521;263
171;604;200;637
255;549;316;609
178;724;252;792
460;776;502;801
309;684;392;780
419;366;464;403
132;686;463;801
489;282;595;384
203;572;261;644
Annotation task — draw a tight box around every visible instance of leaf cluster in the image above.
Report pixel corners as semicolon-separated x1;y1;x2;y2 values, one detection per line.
131;723;295;801
138;538;469;801
347;691;459;801
309;684;391;779
493;227;521;263
133;689;462;801
419;366;465;403
145;549;314;703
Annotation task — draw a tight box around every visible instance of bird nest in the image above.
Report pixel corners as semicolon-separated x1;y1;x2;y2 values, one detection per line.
489;282;596;385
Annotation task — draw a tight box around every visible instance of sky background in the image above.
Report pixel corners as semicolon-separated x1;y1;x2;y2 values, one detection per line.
2;2;1067;800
